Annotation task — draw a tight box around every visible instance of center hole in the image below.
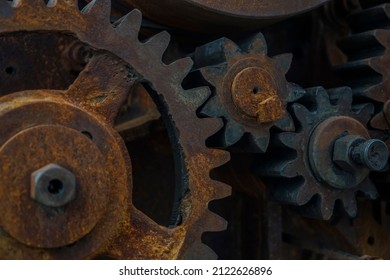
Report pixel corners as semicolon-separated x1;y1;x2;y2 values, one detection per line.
5;66;14;75
47;179;64;195
252;86;260;94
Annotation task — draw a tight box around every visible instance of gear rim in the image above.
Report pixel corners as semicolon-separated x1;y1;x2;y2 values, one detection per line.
0;0;231;259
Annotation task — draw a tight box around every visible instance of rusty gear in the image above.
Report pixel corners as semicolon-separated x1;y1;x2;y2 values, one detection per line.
195;33;305;152
0;0;230;259
258;87;379;220
334;1;390;133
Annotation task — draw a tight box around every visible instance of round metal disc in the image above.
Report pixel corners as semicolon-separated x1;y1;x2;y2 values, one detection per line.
0;125;108;248
308;116;370;189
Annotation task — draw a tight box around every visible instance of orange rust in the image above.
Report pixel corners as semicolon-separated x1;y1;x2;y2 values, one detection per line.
231;66;285;123
0;1;231;260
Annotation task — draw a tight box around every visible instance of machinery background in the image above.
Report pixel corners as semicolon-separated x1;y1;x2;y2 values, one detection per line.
0;0;389;259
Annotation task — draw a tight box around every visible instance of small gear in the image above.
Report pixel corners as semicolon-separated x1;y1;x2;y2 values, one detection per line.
196;33;305;152
258;87;385;220
0;0;230;259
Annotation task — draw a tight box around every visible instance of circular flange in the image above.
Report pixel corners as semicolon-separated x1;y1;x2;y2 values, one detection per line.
223;57;288;128
231;66;284;123
308;116;370;189
0;125;107;248
0;90;131;258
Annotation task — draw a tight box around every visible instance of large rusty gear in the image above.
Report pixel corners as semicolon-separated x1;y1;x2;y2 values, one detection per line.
258;87;381;220
195;33;305;152
0;0;230;259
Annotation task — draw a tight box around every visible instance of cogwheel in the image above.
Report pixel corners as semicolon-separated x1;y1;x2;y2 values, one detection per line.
258;87;387;220
334;1;390;132
195;33;305;152
0;0;230;259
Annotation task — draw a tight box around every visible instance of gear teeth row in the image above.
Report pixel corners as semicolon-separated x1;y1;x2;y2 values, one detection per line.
257;87;378;220
0;0;231;259
334;2;390;131
196;33;304;152
347;3;390;33
114;9;142;37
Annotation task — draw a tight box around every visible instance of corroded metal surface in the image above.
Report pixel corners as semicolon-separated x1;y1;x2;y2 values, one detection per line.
0;1;230;259
257;87;378;220
119;0;330;32
196;34;304;152
1;0;390;261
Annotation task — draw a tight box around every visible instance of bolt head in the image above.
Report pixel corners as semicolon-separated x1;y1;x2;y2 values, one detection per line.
31;164;76;207
360;139;388;171
333;135;365;172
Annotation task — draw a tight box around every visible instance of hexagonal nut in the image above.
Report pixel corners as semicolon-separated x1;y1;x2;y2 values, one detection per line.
333;135;365;172
31;163;76;207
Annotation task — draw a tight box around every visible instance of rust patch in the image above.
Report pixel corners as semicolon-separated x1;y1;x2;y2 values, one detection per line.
231;66;285;123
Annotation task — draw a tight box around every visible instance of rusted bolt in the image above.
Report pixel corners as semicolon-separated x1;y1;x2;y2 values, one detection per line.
231;66;285;123
31;163;76;207
64;41;92;72
333;135;388;172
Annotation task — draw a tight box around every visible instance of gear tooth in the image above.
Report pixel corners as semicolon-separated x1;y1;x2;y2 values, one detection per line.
319;199;335;220
223;120;244;147
169;57;193;84
280;161;300;178
180;87;210;111
312;87;331;107
334;58;382;88
201;117;224;137
81;0;111;18
342;197;358;218
272;182;312;205
274;114;295;132
240;32;268;54
286;83;306;103
212;181;231;200
205;209;228;232
200;95;225;117
248;132;269;152
364;83;389;103
295;185;316;205
144;31;171;59
328;87;353;109
194;37;239;68
374;29;390;48
291;103;310;124
183;241;218;260
273;53;293;74
114;9;142;37
359;179;379;200
277;132;298;148
222;38;242;61
260;160;300;178
200;66;225;87
371;112;388;130
353;103;375;124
